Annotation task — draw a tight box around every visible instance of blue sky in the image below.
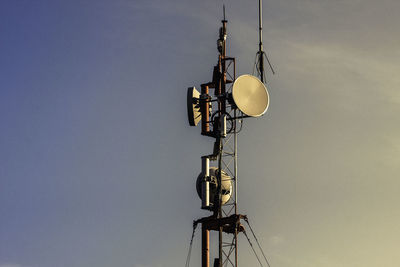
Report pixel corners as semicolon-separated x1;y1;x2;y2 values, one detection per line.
1;0;400;266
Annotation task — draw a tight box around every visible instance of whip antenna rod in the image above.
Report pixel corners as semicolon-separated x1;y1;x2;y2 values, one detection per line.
257;0;275;82
258;0;264;82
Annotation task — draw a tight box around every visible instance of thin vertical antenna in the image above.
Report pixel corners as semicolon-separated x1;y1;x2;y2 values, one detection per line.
258;0;264;83
256;0;275;83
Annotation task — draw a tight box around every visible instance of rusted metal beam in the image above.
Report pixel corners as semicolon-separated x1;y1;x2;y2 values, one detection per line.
195;214;247;234
201;84;210;135
202;224;210;267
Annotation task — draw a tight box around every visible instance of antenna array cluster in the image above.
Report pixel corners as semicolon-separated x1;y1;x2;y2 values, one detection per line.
186;3;271;266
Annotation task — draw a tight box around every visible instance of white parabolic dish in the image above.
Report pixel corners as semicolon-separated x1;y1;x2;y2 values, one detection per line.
232;74;269;117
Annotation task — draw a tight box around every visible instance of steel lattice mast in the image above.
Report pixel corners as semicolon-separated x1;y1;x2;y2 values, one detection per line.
190;12;246;267
187;5;271;267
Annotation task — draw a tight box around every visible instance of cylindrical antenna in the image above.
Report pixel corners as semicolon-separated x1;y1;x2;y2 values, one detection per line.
256;0;275;82
220;114;227;138
201;156;210;209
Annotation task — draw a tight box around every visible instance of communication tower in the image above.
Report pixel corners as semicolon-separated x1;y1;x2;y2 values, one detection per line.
186;3;272;267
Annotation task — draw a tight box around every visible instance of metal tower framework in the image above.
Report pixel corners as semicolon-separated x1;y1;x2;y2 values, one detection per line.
187;4;273;267
215;54;239;267
192;15;249;267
